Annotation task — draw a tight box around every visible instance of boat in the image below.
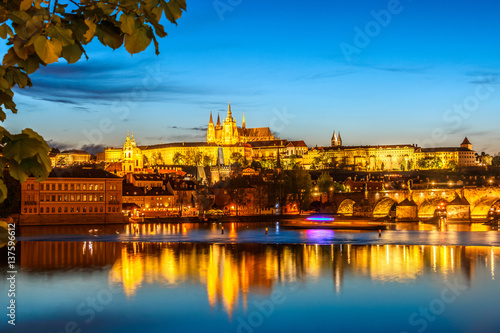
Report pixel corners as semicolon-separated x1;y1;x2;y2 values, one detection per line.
281;216;388;231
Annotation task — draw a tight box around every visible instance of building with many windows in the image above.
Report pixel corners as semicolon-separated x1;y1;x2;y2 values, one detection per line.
20;167;125;225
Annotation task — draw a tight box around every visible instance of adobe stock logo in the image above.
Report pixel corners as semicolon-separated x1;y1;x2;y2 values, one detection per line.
400;279;468;333
340;0;411;62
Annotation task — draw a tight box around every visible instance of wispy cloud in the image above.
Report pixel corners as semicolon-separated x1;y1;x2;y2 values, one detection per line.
167;125;206;131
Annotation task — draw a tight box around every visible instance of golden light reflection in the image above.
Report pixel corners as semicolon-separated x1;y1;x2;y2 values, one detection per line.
19;241;500;318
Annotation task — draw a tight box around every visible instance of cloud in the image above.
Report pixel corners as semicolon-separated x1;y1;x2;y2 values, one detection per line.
46;139;75;151
167;125;206;131
80;144;106;155
295;70;355;81
373;66;429;74
465;71;499;85
13;60;218;107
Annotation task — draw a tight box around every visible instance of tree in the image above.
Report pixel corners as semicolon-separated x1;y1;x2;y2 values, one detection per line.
225;176;250;216
0;0;187;203
230;152;244;166
202;154;212;167
284;169;312;214
193;151;202;166
316;171;333;194
57;155;67;166
173;152;184;165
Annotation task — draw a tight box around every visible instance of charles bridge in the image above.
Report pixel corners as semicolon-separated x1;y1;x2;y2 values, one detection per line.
328;186;500;221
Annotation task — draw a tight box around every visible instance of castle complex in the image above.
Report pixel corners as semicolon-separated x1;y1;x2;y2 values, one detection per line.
98;102;478;174
207;103;275;144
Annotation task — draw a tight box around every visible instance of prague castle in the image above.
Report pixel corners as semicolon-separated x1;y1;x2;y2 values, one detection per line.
98;102;477;174
207;103;275;144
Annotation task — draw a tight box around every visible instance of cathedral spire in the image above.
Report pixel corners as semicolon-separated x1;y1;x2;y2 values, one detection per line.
242;112;246;129
227;101;232;120
216;113;221;129
337;132;342;146
209;111;214;124
131;131;136;146
126;130;130;142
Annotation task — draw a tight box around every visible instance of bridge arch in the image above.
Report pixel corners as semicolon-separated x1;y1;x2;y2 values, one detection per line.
418;198;447;219
337;199;355;216
373;198;397;218
471;197;500;219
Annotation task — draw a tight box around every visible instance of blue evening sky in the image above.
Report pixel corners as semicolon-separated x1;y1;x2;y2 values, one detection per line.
3;0;500;154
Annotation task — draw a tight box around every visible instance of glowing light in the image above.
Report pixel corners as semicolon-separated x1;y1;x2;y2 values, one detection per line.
306;217;335;222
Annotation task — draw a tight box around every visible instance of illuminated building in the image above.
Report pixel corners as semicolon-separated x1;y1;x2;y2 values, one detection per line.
304;135;476;171
20;167;125;225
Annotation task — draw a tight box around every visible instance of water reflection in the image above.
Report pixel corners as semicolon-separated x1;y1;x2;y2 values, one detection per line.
16;241;499;318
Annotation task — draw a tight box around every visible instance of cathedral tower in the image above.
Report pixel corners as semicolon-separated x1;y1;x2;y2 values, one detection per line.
207;111;216;143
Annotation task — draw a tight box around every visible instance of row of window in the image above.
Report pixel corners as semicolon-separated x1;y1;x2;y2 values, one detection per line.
24;206;120;214
26;183;119;191
38;194;118;202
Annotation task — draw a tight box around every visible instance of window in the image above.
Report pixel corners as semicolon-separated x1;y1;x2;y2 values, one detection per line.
108;207;111;212
89;207;93;213
83;184;86;190
58;195;62;202
70;184;74;190
51;184;55;190
100;207;103;212
99;184;104;191
64;195;68;202
70;207;74;213
76;184;80;190
64;184;68;190
99;195;104;201
76;194;80;201
52;207;55;213
83;207;87;212
83;195;87;202
64;207;68;213
89;184;93;190
70;195;74;201
58;207;62;213
76;207;80;213
41;184;44;190
40;196;44;202
58;184;62;190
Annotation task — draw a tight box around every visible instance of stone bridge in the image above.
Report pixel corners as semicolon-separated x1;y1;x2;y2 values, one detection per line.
328;187;500;221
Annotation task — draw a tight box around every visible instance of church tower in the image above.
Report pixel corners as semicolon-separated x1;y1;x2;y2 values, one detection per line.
207;111;216;143
122;131;143;174
461;137;472;150
222;102;239;145
242;112;246;129
331;131;342;147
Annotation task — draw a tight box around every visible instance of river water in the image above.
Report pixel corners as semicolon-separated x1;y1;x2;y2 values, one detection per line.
1;222;499;333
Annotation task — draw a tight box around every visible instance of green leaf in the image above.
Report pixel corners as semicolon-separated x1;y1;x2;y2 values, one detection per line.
62;43;82;64
163;0;186;25
20;0;33;11
119;14;136;35
2;137;42;163
22;128;50;153
0;180;7;203
16;54;41;74
0;23;13;39
33;35;62;64
96;21;123;50
47;25;74;46
83;19;96;43
8;160;29;183
4;67;31;89
124;26;152;54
